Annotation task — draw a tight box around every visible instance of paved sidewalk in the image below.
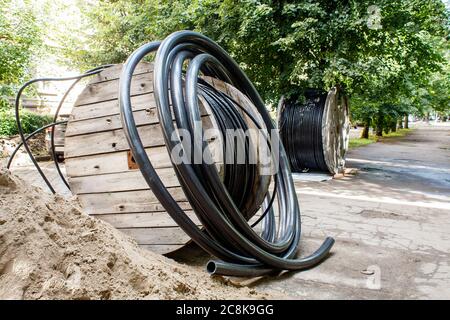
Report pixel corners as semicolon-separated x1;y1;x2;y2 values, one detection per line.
254;123;450;299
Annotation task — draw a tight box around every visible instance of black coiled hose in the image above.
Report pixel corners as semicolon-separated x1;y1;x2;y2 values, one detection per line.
279;90;329;173
119;31;334;277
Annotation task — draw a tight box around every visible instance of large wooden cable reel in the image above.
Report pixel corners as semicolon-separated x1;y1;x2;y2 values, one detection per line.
64;63;271;254
277;87;350;175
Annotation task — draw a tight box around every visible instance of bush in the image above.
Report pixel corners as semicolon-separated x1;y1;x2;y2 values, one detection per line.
0;97;10;111
0;108;53;137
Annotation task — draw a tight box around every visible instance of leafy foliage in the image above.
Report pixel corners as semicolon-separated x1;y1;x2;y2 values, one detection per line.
54;0;450;135
0;0;42;102
0;0;45;136
0;109;52;137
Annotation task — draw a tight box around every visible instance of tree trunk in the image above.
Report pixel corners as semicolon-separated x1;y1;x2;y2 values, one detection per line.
390;120;397;132
398;119;403;129
375;106;386;137
360;117;370;139
376;128;384;136
361;125;369;139
404;115;409;129
376;112;384;137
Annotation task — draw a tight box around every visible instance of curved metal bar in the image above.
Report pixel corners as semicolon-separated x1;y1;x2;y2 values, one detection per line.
14;65;113;193
50;79;80;190
50;64;115;190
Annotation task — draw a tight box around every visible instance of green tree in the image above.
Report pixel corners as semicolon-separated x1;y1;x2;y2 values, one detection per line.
0;0;42;109
56;0;449;135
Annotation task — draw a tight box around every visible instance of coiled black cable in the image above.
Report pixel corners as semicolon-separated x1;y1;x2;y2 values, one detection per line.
279;90;329;173
119;31;334;277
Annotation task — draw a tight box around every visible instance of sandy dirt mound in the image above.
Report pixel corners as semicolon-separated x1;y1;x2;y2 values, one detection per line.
0;169;263;300
1;133;48;159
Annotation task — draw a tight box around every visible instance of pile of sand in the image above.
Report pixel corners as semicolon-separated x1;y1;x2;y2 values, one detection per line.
0;169;263;300
1;134;47;160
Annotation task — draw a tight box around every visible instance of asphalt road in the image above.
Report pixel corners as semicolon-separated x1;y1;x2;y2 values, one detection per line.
252;122;450;299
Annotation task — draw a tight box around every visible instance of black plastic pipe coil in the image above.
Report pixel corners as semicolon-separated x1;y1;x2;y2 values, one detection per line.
119;31;334;277
279;90;329;173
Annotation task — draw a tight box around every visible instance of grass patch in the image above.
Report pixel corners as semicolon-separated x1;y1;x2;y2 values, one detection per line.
349;128;413;149
349;136;378;149
0;109;53;137
382;128;412;138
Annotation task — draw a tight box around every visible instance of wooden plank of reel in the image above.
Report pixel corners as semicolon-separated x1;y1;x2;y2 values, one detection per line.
322;87;350;175
64;63;270;254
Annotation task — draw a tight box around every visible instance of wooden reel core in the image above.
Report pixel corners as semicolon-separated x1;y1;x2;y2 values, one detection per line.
64;63;271;254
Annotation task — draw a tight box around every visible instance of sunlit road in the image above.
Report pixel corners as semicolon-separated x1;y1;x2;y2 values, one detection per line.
256;122;450;299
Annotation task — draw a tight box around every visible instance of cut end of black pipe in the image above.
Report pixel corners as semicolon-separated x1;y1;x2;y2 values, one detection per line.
206;260;217;275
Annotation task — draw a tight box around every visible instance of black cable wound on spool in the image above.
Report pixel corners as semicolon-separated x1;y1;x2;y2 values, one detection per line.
119;31;334;277
196;81;256;216
279;89;329;173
